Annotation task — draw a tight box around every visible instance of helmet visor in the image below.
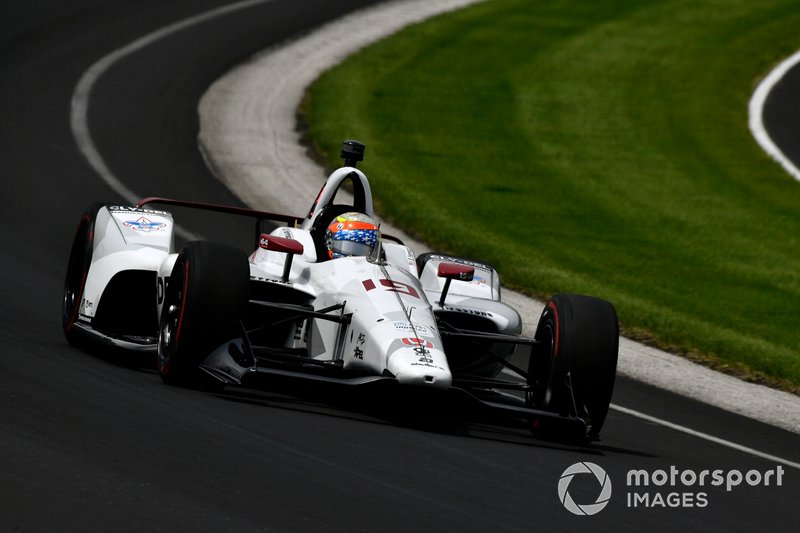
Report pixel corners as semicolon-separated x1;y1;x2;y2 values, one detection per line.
331;239;374;257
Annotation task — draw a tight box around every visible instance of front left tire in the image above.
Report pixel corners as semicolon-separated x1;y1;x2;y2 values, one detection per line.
157;240;250;389
62;203;105;347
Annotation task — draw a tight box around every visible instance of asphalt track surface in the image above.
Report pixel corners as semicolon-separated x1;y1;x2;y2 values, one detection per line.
763;55;800;179
1;1;799;531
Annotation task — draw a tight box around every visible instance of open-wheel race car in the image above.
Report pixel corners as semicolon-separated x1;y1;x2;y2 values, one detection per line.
63;140;619;442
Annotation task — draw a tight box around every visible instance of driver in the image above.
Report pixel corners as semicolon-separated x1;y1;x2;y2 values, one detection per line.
324;212;380;259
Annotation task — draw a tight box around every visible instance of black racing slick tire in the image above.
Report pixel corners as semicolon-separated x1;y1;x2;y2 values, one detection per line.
157;240;250;389
530;294;619;439
62;203;105;347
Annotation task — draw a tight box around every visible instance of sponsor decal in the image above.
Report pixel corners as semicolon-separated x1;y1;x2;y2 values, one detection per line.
350;331;367;361
402;337;433;349
406;248;416;271
123;216;167;233
428;255;492;272
410;362;444;370
110;206;170;215
403;338;435;360
442;305;493;317
415;349;434;363
392;321;431;335
351;332;367;360
250;275;290;285
471;275;488;286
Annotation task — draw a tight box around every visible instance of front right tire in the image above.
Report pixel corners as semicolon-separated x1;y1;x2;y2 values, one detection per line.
529;294;619;439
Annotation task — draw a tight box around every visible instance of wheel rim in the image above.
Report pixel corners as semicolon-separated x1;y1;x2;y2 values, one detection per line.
532;307;569;413
158;259;186;374
529;318;555;409
158;304;179;372
541;323;556;406
63;276;80;327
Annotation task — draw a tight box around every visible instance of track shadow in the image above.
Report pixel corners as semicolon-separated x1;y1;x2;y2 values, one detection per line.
63;338;653;457
215;376;654;458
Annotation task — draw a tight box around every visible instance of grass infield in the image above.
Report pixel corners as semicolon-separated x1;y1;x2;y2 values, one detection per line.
303;0;800;389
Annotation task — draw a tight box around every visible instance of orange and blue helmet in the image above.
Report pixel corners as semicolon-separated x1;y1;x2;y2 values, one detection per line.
324;212;379;259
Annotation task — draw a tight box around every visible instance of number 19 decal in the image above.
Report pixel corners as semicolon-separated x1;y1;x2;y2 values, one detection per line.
362;278;420;299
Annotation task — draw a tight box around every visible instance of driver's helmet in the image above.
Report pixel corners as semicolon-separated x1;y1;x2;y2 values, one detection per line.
324;212;379;259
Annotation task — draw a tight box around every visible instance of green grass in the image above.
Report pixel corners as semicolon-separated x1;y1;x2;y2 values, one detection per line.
303;0;800;389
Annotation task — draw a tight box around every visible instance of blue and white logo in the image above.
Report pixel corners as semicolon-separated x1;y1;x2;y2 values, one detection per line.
124;216;167;233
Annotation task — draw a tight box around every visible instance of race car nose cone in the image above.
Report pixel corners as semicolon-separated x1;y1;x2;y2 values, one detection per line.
388;348;452;389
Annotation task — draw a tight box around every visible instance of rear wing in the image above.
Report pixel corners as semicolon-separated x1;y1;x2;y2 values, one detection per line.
137;197;304;250
137;197;404;248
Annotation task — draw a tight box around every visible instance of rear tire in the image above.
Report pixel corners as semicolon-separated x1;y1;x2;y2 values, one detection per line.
529;294;618;439
62;203;106;347
157;241;250;389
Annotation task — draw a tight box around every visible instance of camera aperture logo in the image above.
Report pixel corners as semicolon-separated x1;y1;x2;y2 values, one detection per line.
558;462;612;516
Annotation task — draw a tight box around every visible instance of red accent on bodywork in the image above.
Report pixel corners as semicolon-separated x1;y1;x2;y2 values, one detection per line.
402;338;433;348
362;278;420;299
259;234;304;255
379;278;419;299
437;262;475;281
308;184;326;219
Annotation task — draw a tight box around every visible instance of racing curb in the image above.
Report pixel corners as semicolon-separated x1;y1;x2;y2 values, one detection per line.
197;0;800;434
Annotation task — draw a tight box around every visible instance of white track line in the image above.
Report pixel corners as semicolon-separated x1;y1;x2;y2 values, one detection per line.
748;49;800;182
608;51;800;470
611;404;800;471
70;0;277;239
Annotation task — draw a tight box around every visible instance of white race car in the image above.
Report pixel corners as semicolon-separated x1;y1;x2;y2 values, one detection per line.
63;141;619;442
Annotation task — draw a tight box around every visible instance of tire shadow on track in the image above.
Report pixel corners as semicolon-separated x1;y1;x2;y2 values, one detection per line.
215;383;655;458
62;339;157;372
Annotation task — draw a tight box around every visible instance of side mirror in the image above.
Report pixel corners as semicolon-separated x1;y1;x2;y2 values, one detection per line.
259;234;304;282
437;262;474;306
